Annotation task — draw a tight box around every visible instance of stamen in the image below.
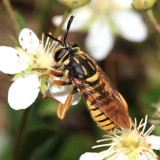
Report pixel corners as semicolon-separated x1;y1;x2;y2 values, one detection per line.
142;149;145;152
48;32;52;35
92;143;112;149
39;40;42;44
34;55;37;58
141;116;148;135
25;48;27;52
21;38;23;41
29;32;32;36
139;152;142;156
42;32;45;37
96;138;113;143
143;125;155;136
17;53;20;57
38;86;41;89
148;143;151;147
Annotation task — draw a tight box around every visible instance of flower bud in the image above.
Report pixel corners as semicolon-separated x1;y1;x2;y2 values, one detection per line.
59;0;91;9
132;0;157;10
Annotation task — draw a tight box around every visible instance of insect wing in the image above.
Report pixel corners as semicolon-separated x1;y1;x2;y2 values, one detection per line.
97;67;130;128
71;67;130;129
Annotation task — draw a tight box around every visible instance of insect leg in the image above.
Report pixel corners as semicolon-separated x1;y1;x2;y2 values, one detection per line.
48;69;63;77
57;92;73;119
49;76;71;85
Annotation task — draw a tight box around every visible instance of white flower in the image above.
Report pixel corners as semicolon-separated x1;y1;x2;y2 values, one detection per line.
80;116;160;160
0;28;81;110
52;0;148;61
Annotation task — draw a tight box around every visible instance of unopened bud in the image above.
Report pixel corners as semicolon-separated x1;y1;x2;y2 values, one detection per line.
59;0;91;9
132;0;157;10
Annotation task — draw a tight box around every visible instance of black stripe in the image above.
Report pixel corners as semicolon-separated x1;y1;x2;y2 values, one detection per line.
97;117;110;123
99;97;113;107
101;121;114;128
87;78;99;86
91;94;106;106
88;83;105;94
107;126;117;132
91;107;99;111
95;112;104;117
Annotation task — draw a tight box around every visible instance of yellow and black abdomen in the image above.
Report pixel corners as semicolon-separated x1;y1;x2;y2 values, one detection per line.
84;80;117;132
65;52;117;132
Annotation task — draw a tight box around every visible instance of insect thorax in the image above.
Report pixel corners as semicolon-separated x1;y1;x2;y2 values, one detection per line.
64;51;97;79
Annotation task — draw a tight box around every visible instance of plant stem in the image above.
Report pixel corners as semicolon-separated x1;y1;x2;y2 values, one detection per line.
147;8;160;33
3;0;20;38
54;8;72;37
12;108;30;160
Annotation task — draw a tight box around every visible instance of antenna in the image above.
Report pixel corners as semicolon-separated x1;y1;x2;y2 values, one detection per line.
45;15;74;48
45;33;64;46
63;15;74;44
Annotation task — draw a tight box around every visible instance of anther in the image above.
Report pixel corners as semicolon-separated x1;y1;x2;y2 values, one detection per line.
25;48;27;52
48;32;52;35
34;55;37;58
142;149;145;152
42;32;45;37
38;86;41;89
58;35;62;40
139;152;142;156
39;40;42;44
17;53;20;57
21;38;23;41
29;32;32;36
148;143;151;147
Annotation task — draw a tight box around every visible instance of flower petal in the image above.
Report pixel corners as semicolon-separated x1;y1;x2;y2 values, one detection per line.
114;0;132;9
85;18;114;61
79;151;108;160
0;46;29;74
48;79;81;105
8;74;40;110
52;9;92;32
19;28;39;53
146;135;160;150
113;10;148;42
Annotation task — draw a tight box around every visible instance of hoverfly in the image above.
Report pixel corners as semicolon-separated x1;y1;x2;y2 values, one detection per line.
45;16;130;132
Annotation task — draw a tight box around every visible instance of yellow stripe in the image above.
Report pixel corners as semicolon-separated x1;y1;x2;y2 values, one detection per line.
82;65;87;76
88;61;95;70
79;54;86;59
73;57;80;64
86;72;99;82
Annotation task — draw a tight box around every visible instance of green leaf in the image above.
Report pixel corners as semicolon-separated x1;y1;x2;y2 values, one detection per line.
54;134;92;160
38;98;57;117
15;12;27;30
17;125;61;160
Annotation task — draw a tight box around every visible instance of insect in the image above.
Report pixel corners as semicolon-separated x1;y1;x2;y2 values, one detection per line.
45;16;130;132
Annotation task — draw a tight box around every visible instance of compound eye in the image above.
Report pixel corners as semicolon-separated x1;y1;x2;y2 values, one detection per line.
54;48;68;62
69;42;78;48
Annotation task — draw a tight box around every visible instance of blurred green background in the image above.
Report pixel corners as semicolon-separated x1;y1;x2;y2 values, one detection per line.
0;0;160;160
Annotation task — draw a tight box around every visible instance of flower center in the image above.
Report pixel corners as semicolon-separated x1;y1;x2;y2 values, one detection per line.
121;131;141;149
